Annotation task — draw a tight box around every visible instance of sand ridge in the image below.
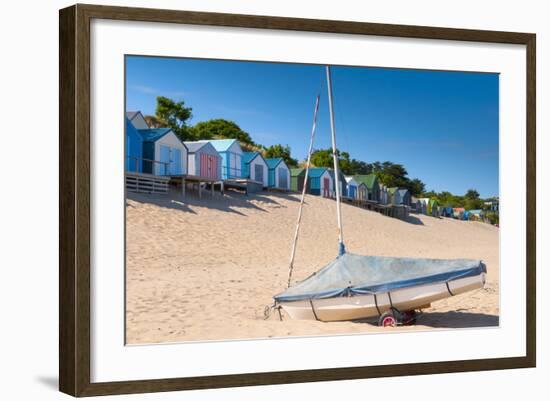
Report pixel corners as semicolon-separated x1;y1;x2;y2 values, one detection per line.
125;190;499;344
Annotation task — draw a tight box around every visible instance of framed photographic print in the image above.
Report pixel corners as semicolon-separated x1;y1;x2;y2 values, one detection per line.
59;4;536;397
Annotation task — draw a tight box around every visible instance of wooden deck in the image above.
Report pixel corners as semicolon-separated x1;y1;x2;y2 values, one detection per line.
125;172;170;194
224;179;264;194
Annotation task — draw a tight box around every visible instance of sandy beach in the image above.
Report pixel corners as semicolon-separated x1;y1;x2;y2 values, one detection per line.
126;189;499;344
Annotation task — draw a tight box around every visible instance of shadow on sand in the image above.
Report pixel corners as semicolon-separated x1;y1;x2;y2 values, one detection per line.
353;310;499;329
415;310;499;328
126;188;303;216
404;215;425;225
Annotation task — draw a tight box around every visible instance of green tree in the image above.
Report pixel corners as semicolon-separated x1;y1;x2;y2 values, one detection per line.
406;178;426;197
310;148;336;169
143;115;167;129
154;96;193;141
189;119;256;146
376;162;410;188
310;148;372;175
264;144;298;168
465;189;480;200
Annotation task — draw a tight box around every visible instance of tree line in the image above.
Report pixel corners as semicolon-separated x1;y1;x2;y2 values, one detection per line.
142;96;492;201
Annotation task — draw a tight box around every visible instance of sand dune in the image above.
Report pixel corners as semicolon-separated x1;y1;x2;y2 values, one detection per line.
125;189;499;344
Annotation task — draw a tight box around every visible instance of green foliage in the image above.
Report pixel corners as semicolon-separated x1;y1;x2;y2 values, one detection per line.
189;119;256;146
465;189;480;200
485;211;499;225
154;96;193;141
310;148;335;169
310;148;371;175
264;144;298;168
420;187;494;212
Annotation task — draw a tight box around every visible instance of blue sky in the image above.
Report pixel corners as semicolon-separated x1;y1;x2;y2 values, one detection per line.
126;56;499;198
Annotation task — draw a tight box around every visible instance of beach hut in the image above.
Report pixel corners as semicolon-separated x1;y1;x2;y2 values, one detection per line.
265;158;291;190
388;187;399;204
307;168;333;197
356;182;368;201
379;185;389;204
242;152;269;187
354;174;380;202
125;117;143;173
397;189;411;206
345;176;359;199
328;169;347;199
441;207;454;217
290;168;307;192
427;199;440;217
184;141;222;180
126;111;150;129
465;209;484;221
452;207;465;219
138;128;188;176
206;139;243;179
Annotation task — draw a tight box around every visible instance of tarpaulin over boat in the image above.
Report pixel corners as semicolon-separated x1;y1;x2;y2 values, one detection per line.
274;253;486;303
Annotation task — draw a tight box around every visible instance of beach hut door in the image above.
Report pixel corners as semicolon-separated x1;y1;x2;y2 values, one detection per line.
278;168;288;188
323;177;330;197
160;145;171;175
172;148;182;175
254;164;264;184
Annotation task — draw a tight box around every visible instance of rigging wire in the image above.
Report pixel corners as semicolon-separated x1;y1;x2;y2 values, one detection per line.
286;94;321;289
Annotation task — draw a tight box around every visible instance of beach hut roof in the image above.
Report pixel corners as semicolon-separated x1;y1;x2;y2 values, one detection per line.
126;111;140;120
265;157;285;169
345;176;358;184
290;168;305;177
468;209;483;214
354;174;378;189
184;141;209;153
307;168;329;178
137;128;174;143
200;138;239;152
388;187;399;195
397;188;409;196
242;151;265;165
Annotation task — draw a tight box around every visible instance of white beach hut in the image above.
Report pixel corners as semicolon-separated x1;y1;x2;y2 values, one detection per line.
242;152;269;188
138;128;188;176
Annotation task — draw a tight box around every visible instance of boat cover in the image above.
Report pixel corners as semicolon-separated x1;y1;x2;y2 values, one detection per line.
274;252;486;303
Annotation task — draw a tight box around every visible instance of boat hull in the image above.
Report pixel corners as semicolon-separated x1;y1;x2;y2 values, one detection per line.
279;273;486;321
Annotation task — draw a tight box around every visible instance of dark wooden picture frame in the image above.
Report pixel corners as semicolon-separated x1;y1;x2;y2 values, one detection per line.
59;3;536;397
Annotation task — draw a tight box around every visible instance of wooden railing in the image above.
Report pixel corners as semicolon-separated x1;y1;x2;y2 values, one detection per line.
126;156;170;175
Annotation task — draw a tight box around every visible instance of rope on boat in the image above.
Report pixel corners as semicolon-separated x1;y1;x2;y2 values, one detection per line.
309;298;321;321
286;94;321;289
373;293;381;316
445;281;455;296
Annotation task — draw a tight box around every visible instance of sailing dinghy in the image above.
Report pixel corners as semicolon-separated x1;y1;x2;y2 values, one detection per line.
273;66;487;326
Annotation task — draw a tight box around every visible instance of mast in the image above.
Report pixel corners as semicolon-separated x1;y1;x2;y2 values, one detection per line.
326;65;345;255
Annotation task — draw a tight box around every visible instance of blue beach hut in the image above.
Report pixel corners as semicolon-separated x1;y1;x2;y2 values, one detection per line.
125;117;143;173
307;168;333;197
204;139;243;179
138;128;188;176
265;158;290;190
241;152;269;187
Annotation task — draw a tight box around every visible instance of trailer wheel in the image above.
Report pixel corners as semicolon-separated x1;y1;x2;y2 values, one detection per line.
379;311;397;327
